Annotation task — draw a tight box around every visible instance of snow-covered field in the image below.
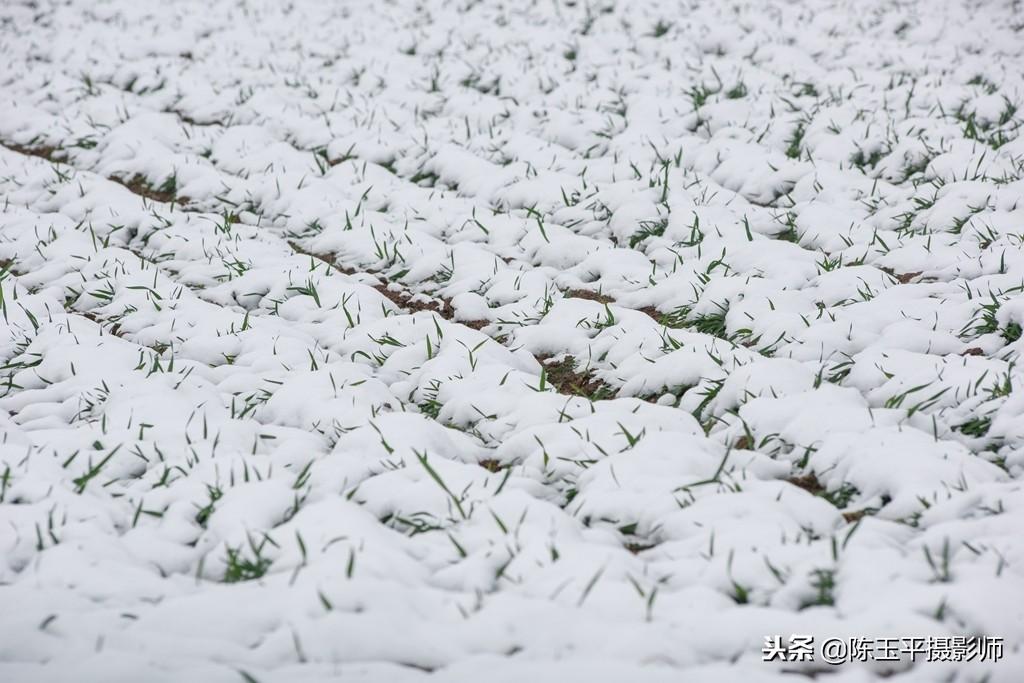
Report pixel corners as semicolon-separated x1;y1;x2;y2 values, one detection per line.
1;0;1023;680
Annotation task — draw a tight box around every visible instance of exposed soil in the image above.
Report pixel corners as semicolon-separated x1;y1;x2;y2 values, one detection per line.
109;174;189;205
537;355;615;399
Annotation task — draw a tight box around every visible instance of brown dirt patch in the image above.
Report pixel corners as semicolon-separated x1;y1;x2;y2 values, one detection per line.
537;355;615;400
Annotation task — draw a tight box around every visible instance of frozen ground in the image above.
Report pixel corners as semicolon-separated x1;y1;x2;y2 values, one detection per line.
1;0;1023;680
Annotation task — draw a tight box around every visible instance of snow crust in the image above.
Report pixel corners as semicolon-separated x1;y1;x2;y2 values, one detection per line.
1;0;1023;680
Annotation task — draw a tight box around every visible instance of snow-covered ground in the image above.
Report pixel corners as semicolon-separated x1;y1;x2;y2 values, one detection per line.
1;0;1023;680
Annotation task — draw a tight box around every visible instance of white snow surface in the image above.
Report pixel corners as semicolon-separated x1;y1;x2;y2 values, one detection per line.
1;0;1024;680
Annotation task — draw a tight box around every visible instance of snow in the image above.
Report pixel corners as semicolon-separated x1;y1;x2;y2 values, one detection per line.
1;0;1024;680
